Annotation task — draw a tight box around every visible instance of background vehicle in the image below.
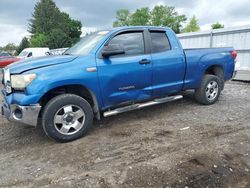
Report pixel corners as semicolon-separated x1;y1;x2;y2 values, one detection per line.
0;52;12;58
0;52;15;68
18;48;50;59
1;26;236;142
49;48;68;55
0;47;50;68
0;57;20;68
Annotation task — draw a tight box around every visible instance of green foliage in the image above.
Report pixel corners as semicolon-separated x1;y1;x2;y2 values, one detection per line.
16;37;30;54
151;5;167;26
30;33;48;47
61;12;82;44
47;29;71;49
129;7;151;26
29;0;82;49
0;43;17;53
211;22;224;29
182;16;200;33
113;5;187;34
151;5;187;33
113;9;130;27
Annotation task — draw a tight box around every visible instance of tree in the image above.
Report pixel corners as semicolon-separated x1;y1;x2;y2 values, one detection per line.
46;29;71;49
16;37;30;54
129;7;151;26
1;43;17;53
211;22;224;29
151;5;187;33
113;5;187;34
151;5;166;26
30;33;48;47
182;16;200;33
113;9;130;27
61;12;82;45
29;0;82;49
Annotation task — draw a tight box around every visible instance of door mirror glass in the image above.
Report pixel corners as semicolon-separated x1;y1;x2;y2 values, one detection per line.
102;44;125;57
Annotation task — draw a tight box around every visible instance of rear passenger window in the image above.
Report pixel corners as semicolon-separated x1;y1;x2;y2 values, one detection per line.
150;32;171;53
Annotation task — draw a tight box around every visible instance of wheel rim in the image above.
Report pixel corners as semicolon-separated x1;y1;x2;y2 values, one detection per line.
53;105;85;135
205;80;219;101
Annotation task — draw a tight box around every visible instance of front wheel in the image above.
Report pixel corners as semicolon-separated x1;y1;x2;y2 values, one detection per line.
42;94;93;142
195;75;222;105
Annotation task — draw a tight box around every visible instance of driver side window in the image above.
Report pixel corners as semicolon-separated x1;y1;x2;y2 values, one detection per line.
27;52;33;58
108;32;145;57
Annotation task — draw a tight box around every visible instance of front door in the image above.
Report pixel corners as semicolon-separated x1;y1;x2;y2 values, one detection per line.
96;30;152;109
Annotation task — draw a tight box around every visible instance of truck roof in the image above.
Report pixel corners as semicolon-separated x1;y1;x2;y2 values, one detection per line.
95;26;171;36
111;26;170;32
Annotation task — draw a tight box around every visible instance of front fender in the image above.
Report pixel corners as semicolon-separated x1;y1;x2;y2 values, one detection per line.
22;57;103;108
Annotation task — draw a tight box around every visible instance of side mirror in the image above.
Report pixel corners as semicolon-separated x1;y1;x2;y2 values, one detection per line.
102;44;125;58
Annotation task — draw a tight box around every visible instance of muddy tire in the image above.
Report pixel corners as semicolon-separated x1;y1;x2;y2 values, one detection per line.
195;75;222;105
42;94;93;142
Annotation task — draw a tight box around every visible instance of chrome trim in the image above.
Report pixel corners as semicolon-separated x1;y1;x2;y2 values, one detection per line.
103;95;183;117
2;69;12;94
4;69;10;85
1;101;41;127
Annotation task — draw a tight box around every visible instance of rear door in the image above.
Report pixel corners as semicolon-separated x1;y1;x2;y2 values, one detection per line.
150;30;186;98
96;30;152;109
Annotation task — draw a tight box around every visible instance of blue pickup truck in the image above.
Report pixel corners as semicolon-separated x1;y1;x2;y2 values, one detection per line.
1;26;236;142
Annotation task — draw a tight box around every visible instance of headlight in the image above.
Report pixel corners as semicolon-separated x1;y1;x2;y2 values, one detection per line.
11;74;36;90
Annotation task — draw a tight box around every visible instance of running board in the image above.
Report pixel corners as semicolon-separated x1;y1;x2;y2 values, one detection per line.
103;95;183;117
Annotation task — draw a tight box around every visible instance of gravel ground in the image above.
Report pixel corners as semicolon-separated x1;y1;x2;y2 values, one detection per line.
0;81;249;188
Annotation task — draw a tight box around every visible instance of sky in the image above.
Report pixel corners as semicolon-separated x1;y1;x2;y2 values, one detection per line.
1;0;250;46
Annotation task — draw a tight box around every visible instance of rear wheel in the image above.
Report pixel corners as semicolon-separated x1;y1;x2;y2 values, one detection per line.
42;94;93;142
195;75;222;105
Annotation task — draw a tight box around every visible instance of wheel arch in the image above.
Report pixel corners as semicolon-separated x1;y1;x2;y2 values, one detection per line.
204;64;224;79
204;64;225;89
39;84;100;120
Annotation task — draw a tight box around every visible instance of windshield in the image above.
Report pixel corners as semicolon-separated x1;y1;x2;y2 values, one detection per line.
64;31;110;56
18;51;29;57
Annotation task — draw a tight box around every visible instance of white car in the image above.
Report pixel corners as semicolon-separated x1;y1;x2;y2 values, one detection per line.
18;48;50;59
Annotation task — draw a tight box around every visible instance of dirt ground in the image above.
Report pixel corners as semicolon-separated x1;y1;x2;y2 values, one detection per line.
0;81;249;188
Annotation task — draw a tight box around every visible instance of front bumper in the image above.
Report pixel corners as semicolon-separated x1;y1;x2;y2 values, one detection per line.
232;70;237;79
1;98;41;127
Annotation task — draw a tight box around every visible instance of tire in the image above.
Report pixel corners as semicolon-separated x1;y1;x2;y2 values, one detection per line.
194;74;222;105
214;67;225;90
42;94;93;142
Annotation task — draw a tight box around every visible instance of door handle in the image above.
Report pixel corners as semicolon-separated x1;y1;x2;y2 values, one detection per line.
139;59;151;65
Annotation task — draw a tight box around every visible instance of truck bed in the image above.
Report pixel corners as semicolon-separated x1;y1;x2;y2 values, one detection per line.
183;47;235;89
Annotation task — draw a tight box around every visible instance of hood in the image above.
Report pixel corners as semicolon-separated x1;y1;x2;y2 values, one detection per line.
8;55;78;74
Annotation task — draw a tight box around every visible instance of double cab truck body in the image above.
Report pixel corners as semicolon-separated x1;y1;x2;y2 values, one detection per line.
1;26;236;142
